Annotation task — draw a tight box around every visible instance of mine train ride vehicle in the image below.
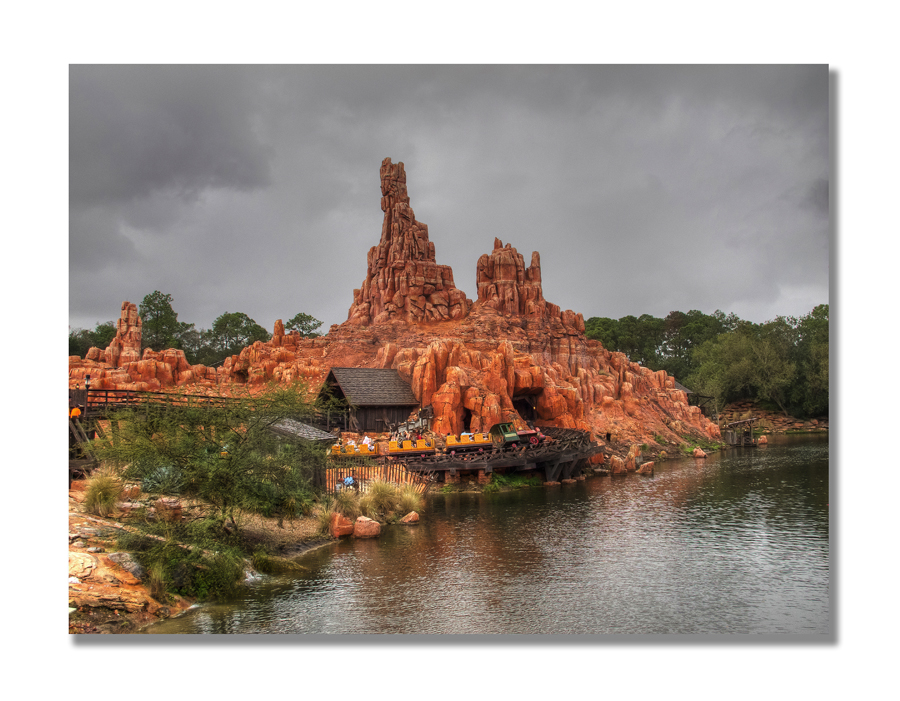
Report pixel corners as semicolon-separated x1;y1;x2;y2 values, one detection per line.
330;423;548;460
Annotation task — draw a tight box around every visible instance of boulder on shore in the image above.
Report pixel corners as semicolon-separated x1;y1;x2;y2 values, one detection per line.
329;512;354;538
637;461;654;475
354;516;381;538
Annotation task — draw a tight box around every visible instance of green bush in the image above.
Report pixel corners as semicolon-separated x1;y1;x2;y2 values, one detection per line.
140;464;184;495
115;528;246;601
491;473;541;489
92;383;329;526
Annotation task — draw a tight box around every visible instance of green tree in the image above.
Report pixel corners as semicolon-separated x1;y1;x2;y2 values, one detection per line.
791;304;829;416
285;312;323;338
208;312;271;357
585;314;665;367
659;309;734;381
68;320;117;357
92;383;324;525
140;291;184;351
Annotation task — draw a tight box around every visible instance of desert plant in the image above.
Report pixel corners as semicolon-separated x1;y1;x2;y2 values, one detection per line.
148;562;168;601
91;383;328;526
397;484;423;514
314;497;336;536
114;529;246;601
332;488;361;519
140;464;184;495
364;480;401;519
84;467;124;517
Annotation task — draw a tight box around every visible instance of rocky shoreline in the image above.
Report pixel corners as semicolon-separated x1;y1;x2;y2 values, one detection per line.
67;482;326;634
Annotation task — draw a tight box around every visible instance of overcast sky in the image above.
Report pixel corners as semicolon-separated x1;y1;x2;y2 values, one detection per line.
69;64;829;334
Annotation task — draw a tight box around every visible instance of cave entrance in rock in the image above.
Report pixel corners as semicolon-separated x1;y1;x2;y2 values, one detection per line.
512;396;537;423
462;408;473;432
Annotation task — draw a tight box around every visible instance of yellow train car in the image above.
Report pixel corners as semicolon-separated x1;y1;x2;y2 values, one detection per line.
387;438;437;458
331;443;376;458
444;432;491;454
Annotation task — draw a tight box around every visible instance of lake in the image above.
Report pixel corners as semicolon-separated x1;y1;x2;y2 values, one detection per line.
144;433;829;635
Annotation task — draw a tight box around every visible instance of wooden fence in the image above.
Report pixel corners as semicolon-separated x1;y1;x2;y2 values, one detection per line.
325;461;431;494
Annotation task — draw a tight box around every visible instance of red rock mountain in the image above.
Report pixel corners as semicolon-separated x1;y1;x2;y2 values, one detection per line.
70;158;720;447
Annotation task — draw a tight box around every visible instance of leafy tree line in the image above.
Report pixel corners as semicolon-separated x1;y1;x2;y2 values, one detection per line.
69;320;118;357
69;291;322;367
585;305;828;418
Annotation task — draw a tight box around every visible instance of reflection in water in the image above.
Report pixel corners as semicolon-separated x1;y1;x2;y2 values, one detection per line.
146;434;829;634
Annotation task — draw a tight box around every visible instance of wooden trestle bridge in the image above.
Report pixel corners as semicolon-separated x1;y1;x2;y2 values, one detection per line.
382;427;600;484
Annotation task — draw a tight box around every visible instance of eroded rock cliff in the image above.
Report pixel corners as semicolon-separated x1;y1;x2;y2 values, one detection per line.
69;158;720;448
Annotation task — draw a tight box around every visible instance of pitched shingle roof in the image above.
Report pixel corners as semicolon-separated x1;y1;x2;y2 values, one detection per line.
673;381;693;394
269;418;335;443
323;368;419;406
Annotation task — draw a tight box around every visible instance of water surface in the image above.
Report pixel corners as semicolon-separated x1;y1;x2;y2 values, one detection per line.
146;434;829;634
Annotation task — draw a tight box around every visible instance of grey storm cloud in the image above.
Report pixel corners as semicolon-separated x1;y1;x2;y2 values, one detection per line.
69;65;829;335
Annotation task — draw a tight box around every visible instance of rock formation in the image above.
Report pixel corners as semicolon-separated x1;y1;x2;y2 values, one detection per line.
83;301;142;368
346;158;471;325
69;157;721;450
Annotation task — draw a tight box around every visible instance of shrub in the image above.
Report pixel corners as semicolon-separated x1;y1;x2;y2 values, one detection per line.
140;464;184;495
397;484;423;514
491;473;541;489
314;497;336;536
365;480;401;518
116;529;246;601
84;467;124;517
332;488;361;519
91;383;330;525
148;562;168;601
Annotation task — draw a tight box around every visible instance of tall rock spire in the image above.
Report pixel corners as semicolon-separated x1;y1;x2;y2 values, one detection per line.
346;158;471;325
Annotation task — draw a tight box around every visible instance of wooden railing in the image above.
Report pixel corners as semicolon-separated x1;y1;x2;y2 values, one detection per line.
70;388;243;414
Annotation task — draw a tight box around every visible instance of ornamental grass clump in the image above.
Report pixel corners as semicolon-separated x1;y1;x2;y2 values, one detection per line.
315;498;336;536
398;484;423;514
360;480;401;520
84;467;124;517
332;488;361;519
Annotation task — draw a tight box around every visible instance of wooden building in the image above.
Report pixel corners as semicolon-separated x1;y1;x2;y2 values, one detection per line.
319;368;420;433
723;418;759;446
